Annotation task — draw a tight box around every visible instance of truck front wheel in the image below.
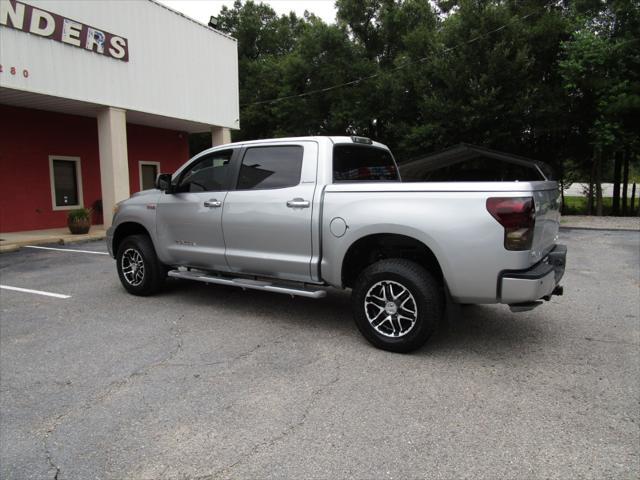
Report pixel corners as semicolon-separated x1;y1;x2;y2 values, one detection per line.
351;259;443;353
116;234;166;296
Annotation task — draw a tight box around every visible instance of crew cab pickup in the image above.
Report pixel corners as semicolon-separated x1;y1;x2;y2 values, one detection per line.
107;136;566;352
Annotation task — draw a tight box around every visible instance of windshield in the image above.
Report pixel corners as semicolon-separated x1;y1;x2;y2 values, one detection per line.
333;145;400;182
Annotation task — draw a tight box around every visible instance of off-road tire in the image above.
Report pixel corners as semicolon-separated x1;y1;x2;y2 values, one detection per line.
116;234;166;296
352;259;443;353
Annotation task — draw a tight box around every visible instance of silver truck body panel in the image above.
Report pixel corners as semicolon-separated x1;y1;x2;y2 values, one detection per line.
106;189;160;257
223;183;317;282
220;140;318;283
319;181;560;303
107;136;563;306
156;190;230;271
531;188;562;262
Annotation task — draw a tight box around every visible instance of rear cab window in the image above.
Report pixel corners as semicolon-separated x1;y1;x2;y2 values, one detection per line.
333;145;400;182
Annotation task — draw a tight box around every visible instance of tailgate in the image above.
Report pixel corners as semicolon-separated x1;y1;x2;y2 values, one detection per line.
530;182;562;264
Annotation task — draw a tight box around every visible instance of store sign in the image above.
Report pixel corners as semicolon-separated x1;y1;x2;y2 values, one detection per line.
0;0;129;62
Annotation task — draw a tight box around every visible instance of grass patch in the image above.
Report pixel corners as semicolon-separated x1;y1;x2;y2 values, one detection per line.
562;196;615;215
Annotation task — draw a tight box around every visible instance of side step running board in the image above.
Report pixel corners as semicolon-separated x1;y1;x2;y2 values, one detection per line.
168;270;327;299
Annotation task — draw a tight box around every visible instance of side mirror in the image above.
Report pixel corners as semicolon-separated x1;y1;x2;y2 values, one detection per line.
155;173;173;192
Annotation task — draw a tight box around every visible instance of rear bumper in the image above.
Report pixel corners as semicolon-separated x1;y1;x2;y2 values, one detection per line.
499;244;566;304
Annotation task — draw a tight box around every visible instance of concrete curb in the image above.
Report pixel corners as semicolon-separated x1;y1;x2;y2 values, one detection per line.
0;230;107;253
560;215;639;232
560;226;640;233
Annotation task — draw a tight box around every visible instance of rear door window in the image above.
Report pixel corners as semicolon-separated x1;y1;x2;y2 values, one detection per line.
333;145;400;182
237;146;303;190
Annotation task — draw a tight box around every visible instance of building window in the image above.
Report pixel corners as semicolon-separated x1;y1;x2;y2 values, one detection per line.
139;161;161;191
49;156;83;210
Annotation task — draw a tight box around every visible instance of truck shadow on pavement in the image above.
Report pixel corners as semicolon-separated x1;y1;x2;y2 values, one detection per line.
429;303;552;359
160;279;552;358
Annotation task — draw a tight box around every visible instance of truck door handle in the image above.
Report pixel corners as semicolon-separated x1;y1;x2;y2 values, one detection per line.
203;199;222;208
286;198;310;208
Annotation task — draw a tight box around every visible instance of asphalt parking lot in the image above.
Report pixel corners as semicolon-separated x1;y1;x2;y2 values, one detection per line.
1;229;638;479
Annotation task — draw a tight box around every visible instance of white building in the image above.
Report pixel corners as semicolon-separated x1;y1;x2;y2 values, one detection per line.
0;0;239;231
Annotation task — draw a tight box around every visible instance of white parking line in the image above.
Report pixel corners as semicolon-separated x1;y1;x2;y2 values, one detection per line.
24;245;109;255
0;285;71;299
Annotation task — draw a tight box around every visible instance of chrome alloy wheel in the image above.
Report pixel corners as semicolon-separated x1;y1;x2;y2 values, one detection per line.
121;248;145;287
364;280;418;338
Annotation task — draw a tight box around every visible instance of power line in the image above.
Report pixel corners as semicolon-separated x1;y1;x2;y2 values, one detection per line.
240;9;539;108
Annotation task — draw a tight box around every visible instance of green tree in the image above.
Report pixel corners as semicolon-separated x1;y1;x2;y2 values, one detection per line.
559;0;640;214
206;0;638;218
394;1;571;163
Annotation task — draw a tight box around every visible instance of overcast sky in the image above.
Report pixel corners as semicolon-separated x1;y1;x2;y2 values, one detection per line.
156;0;338;25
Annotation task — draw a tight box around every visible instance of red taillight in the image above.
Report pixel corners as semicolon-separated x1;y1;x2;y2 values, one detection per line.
486;197;536;251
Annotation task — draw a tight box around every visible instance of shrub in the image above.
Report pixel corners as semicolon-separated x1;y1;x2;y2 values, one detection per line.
67;208;92;222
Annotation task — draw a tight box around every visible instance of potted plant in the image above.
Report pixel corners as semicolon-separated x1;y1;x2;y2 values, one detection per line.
67;208;92;234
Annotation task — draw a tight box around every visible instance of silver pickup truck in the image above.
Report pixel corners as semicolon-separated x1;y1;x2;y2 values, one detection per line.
107;136;566;352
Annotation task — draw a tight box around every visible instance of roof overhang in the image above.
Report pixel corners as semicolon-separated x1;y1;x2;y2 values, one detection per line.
0;87;215;133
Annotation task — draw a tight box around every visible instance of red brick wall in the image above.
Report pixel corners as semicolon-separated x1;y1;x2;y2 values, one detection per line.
0;105;189;232
126;123;188;194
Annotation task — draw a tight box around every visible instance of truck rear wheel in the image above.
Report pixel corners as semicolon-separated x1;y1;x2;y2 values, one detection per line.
116;234;166;296
351;259;443;353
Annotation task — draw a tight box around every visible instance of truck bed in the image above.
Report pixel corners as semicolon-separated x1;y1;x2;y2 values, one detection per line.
319;180;561;303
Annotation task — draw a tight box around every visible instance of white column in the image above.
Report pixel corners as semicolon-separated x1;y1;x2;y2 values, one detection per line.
97;107;129;228
211;126;231;146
